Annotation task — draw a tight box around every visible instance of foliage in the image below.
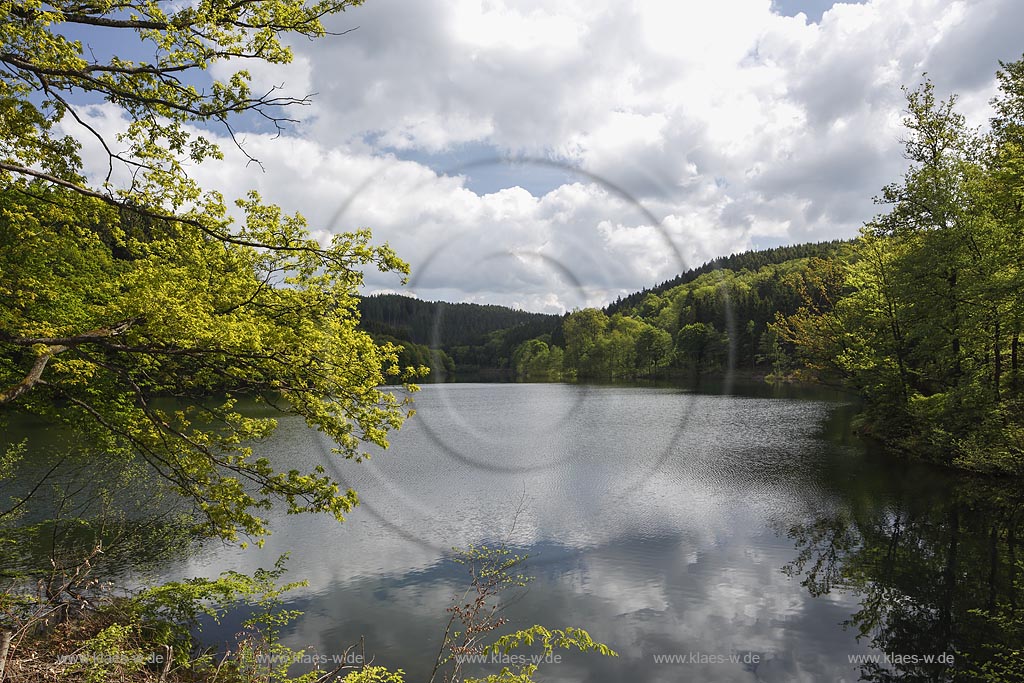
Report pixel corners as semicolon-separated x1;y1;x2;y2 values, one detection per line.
966;592;1024;682
429;544;533;683
778;62;1024;473
358;295;558;349
508;58;1024;479
3;543;616;683
1;553;351;682
426;544;617;683
510;339;563;381
341;667;407;683
511;247;838;381
606;240;850;315
358;295;563;378
367;243;849;382
0;0;422;541
461;626;618;683
372;333;454;382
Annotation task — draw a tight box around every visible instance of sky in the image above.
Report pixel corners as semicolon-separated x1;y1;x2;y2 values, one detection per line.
70;0;1024;313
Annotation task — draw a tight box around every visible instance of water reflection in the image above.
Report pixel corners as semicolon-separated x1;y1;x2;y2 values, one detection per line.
784;472;1024;681
8;383;1022;681
164;384;884;681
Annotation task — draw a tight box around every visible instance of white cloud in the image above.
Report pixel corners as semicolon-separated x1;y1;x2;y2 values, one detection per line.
62;0;1022;311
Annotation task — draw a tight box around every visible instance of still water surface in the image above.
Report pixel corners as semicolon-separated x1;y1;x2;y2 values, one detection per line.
154;382;1020;681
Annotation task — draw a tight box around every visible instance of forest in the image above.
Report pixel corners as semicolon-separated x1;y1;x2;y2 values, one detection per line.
1;0;1022;678
506;65;1024;476
357;294;559;379
357;243;851;381
508;240;850;382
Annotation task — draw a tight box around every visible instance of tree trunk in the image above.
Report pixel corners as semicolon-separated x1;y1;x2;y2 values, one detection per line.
1012;321;1019;394
0;628;12;683
949;269;962;382
994;315;1002;402
158;645;173;683
1010;521;1018;611
987;524;999;611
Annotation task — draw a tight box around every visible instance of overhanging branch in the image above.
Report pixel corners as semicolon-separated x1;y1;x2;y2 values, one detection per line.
0;320;136;404
0;346;65;405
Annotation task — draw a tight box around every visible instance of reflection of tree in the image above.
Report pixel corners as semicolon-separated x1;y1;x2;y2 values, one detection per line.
1;442;201;586
783;478;1024;682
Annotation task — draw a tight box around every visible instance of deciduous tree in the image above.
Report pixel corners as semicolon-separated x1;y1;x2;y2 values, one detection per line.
0;0;417;540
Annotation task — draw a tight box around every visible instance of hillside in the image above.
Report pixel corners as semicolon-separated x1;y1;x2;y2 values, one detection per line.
357;294;560;347
605;239;851;315
360;242;852;379
507;241;861;382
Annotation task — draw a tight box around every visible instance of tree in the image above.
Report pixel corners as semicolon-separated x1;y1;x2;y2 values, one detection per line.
0;0;418;541
635;325;672;376
674;322;727;370
562;309;609;378
779;64;1024;472
512;339;560;380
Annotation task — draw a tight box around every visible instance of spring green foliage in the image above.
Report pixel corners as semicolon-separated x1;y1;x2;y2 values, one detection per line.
425;544;616;683
511;247;842;381
0;0;420;541
510;339;564;381
122;555;312;673
341;668;407;683
1;552;321;682
461;626;618;683
371;333;454;381
606;241;851;315
777;62;1024;474
332;626;616;683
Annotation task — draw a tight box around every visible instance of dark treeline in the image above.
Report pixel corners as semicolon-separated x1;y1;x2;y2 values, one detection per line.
445;316;565;379
358;294;558;346
358;294;561;379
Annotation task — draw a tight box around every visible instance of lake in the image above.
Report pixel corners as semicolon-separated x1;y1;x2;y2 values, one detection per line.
144;381;1021;681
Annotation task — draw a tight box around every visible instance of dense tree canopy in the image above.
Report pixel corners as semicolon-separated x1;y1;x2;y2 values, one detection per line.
358;294;558;348
510;247;840;382
778;65;1024;474
0;0;416;540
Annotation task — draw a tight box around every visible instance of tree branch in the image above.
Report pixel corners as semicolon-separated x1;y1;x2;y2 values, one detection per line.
0;161;369;266
0;320;136;404
0;345;65;405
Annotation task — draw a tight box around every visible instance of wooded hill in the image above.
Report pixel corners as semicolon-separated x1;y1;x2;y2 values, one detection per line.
507;65;1024;477
605;239;850;315
509;246;851;383
358;57;1024;479
356;294;561;379
357;294;559;347
359;242;850;380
